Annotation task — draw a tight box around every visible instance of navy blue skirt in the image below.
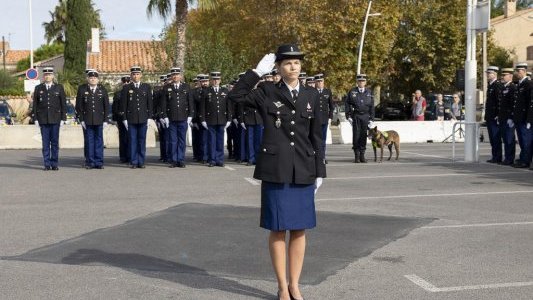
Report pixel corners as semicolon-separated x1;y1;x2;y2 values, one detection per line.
260;181;316;231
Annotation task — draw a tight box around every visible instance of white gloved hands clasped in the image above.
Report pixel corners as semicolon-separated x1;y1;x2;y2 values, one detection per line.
123;120;128;130
314;177;323;195
254;53;276;77
225;121;231;130
60;120;67;126
233;118;238;126
187;117;193;127
367;120;374;129
240;123;246;130
34;120;39;128
348;118;353;126
201;121;208;129
507;119;514;128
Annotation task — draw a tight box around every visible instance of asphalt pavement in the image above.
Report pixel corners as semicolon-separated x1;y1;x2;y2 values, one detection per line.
1;141;532;299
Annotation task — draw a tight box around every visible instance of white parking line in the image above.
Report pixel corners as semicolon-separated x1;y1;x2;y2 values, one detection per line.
244;177;260;186
224;166;236;171
325;171;524;180
405;274;533;292
422;221;533;229
402;151;450;159
317;190;533;202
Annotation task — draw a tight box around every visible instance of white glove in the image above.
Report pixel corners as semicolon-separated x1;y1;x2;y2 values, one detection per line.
103;122;109;128
123;120;128;130
187;117;193;127
254;53;276;77
60;120;67;126
233;118;238;125
81;121;86;130
314;177;323;195
527;123;531;130
193;123;199;129
201;121;208;129
507;119;514;128
348;118;353;125
225;121;231;129
240;123;247;130
159;118;166;128
164;117;170;128
367;120;374;129
34;120;39;128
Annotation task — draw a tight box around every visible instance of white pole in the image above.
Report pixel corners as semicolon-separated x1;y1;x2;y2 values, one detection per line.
481;32;487;121
29;0;33;69
464;0;478;162
357;1;372;75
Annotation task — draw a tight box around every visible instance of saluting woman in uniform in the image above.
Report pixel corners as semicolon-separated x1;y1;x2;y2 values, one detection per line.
229;44;326;300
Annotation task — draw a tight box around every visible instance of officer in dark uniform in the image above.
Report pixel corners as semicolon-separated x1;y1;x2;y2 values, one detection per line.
272;69;281;84
200;71;232;167
119;66;153;169
306;76;315;88
153;74;168;162
32;67;67;171
235;72;248;163
240;92;264;166
299;72;307;87
315;73;334;163
112;76;130;163
75;68;96;167
499;68;517;165
345;74;374;163
227;79;239;160
512;63;532;168
192;74;210;163
228;46;326;300
191;76;202;161
484;66;503;163
76;70;110;169
160;67;194;168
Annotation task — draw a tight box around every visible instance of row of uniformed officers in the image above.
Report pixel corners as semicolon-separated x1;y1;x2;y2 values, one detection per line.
484;63;533;169
31;65;337;170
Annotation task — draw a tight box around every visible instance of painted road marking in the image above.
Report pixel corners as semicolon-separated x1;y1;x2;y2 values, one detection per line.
422;221;533;229
317;190;533;202
325;171;524;180
405;274;533;292
244;177;260;186
224;166;236;171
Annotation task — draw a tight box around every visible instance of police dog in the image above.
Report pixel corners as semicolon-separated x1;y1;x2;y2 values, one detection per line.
368;126;400;162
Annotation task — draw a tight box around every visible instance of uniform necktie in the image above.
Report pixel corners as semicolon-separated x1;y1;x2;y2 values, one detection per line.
291;89;298;102
319;89;322;94
46;85;50;90
135;83;139;89
215;87;219;93
91;88;95;93
359;88;363;93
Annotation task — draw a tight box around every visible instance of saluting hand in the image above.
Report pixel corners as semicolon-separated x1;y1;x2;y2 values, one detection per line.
254;53;276;77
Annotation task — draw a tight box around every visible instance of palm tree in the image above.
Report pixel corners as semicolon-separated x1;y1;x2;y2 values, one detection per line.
147;0;217;68
43;0;105;44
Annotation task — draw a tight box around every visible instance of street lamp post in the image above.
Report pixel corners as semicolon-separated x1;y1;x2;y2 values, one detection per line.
357;1;381;75
464;0;478;162
29;0;34;69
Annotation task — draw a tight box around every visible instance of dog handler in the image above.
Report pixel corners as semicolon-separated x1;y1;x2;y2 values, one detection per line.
229;44;326;300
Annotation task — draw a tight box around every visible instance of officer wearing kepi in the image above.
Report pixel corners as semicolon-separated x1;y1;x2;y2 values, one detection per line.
484;66;503;163
120;66;153;169
76;68;96;167
33;67;67;171
345;74;374;163
498;68;517;166
112;75;130;163
512;63;532;168
315;73;334;163
153;74;169;162
76;70;110;169
160;67;194;168
200;71;232;167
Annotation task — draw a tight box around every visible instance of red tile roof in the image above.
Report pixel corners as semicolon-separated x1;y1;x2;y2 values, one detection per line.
4;50;31;64
87;40;167;73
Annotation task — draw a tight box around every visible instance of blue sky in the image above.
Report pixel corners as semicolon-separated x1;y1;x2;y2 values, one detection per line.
1;0;168;50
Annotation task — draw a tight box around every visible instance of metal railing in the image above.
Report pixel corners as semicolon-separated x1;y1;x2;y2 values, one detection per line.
452;121;480;162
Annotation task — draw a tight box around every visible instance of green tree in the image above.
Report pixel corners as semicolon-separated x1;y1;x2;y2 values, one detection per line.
43;0;105;44
146;0;217;69
16;43;65;71
63;0;92;81
0;70;24;96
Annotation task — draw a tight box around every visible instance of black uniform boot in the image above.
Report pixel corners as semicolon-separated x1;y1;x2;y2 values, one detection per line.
359;152;368;163
353;151;360;163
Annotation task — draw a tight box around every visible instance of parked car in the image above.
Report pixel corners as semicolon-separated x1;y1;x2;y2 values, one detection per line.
0;100;14;125
426;94;455;120
374;101;410;121
331;103;346;125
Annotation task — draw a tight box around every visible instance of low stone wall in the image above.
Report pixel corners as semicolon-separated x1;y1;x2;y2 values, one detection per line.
338;120;466;144
0;122;157;150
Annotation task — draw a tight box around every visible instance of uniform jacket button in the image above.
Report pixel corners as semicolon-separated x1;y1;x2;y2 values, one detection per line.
291;121;295;125
292;110;295;114
290;132;294;136
290;142;294;146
